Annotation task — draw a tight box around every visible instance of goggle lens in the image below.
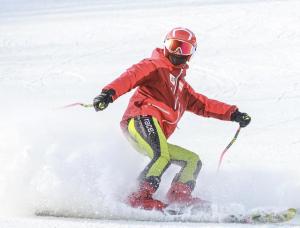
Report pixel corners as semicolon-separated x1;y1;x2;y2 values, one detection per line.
165;39;196;56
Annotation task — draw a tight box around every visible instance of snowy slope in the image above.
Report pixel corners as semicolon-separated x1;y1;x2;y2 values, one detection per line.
1;0;300;227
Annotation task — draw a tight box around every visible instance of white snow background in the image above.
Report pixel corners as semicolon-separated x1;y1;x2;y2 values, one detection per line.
1;0;300;227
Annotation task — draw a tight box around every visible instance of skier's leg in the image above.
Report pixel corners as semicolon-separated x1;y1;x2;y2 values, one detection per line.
167;143;204;205
168;144;202;188
125;115;170;210
127;116;170;186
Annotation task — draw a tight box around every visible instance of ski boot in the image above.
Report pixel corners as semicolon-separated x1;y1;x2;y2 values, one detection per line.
127;181;167;211
166;182;208;207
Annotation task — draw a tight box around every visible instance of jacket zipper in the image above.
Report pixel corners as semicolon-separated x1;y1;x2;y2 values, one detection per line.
145;69;184;125
147;103;170;115
172;69;183;95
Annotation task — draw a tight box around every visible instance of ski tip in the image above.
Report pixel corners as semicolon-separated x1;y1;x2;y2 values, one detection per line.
282;208;297;222
288;208;297;216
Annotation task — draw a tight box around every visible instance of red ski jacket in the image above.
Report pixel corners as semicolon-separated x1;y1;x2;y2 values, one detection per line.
104;48;237;138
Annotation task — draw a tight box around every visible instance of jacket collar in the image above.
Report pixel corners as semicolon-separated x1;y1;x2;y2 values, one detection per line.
152;48;189;71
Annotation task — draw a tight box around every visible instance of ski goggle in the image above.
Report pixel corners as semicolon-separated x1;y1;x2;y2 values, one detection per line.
164;39;196;56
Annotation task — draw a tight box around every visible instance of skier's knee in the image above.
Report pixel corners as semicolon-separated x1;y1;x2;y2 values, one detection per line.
190;153;201;166
156;152;170;164
162;153;171;163
190;154;202;178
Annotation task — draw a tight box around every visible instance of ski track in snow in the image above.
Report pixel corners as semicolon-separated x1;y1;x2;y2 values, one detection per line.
1;0;300;227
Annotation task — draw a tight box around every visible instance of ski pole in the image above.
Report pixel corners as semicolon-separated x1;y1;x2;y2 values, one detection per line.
58;102;93;109
217;126;241;172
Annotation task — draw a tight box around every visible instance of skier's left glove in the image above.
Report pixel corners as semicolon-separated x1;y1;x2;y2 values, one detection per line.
231;110;251;128
93;89;115;111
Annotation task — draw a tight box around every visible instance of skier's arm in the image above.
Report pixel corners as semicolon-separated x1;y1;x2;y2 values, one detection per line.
103;59;157;101
186;85;237;121
93;59;157;111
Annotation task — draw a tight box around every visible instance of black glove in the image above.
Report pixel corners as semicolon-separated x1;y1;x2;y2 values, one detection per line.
231;110;251;128
93;89;115;111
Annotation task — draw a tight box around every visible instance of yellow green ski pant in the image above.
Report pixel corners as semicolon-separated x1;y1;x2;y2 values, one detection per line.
125;115;202;190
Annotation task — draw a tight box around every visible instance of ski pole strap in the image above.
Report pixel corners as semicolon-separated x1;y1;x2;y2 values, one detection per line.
217;126;241;171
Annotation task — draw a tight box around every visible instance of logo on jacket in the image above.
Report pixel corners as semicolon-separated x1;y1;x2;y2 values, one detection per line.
170;75;176;86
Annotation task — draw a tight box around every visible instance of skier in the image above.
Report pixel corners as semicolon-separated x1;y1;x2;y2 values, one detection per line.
93;27;251;211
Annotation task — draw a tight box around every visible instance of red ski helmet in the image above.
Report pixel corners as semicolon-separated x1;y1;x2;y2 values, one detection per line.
164;27;197;63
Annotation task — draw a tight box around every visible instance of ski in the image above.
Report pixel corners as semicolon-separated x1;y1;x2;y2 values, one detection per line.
35;207;297;224
163;199;297;224
223;208;297;224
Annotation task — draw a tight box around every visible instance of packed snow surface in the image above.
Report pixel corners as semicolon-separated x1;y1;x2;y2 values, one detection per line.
1;0;300;227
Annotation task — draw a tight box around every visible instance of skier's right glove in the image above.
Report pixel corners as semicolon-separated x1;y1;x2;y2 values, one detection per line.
93;89;116;111
231;110;251;128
